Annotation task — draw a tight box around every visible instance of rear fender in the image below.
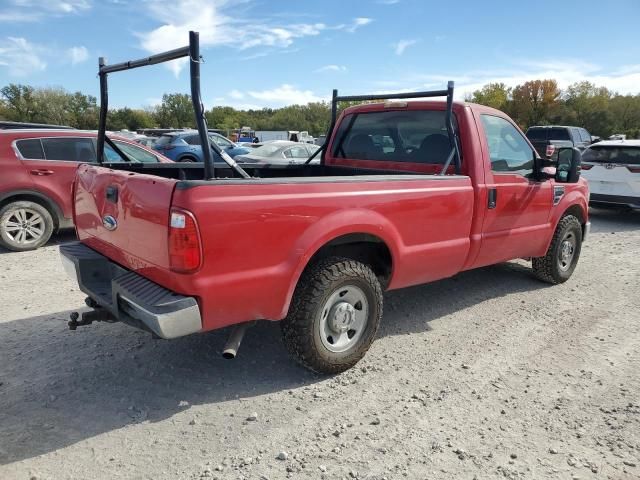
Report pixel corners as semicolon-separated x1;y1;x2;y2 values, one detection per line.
280;209;402;318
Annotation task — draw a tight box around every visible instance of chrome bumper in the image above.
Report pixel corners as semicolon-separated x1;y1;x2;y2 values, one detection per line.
59;242;201;339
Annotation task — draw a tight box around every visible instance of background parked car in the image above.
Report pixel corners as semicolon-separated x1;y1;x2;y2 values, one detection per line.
153;131;250;162
526;125;593;158
235;141;320;164
581;140;640;209
0;129;171;252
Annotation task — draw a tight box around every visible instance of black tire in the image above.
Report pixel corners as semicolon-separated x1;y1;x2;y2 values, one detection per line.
180;156;197;163
532;215;582;284
0;200;54;252
281;257;383;374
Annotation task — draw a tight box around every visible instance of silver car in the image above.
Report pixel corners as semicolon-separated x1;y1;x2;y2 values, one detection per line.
235;141;320;164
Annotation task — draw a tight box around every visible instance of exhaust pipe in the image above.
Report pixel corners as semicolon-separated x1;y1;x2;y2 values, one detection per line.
222;322;253;359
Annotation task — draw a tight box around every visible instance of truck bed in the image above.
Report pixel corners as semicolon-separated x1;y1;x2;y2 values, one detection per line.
73;162;474;331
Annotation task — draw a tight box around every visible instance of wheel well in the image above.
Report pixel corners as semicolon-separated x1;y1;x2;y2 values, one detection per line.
561;204;587;237
563;204;586;224
179;154;198;162
0;193;62;230
307;233;393;288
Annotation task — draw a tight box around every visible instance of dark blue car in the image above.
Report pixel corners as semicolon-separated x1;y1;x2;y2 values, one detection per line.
153;131;250;162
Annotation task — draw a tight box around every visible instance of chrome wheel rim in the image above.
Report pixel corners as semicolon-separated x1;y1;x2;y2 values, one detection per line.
2;208;45;245
319;284;369;353
558;231;576;271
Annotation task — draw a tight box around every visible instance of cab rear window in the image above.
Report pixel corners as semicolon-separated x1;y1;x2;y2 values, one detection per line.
331;110;458;165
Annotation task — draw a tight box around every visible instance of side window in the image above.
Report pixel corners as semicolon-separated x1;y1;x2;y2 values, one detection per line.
15;139;45;159
113;141;158;163
103;144;123;162
580;128;591;143
571;128;582;143
480;115;534;177
185;135;201;146
41;138;96;162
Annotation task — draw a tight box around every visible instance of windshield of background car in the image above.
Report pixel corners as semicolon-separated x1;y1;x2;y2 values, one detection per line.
582;146;640;164
155;135;175;146
251;143;286;156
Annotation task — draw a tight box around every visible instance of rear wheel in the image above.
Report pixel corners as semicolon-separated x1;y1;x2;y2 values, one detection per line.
180;155;197;163
0;201;54;251
281;257;383;374
532;215;582;284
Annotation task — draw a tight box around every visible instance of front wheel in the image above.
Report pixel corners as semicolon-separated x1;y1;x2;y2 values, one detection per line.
281;257;383;374
532;215;583;284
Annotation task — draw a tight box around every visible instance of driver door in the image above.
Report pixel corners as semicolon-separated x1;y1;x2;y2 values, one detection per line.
474;114;554;267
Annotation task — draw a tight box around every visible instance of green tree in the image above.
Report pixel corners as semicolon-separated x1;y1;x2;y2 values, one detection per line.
466;82;511;110
153;93;194;128
0;84;37;121
510;79;562;128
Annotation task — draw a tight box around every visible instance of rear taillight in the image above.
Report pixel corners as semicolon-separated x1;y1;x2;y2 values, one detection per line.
581;163;593;170
545;144;556;158
627;166;640;173
169;209;202;273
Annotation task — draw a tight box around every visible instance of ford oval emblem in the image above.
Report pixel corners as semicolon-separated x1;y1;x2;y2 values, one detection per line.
102;215;118;231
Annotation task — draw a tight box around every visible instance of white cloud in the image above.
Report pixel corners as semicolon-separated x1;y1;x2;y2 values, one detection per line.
377;0;400;4
0;37;46;76
375;60;640;100
138;0;369;76
0;0;91;22
247;84;324;106
229;89;244;99
316;64;347;73
341;17;373;33
67;45;89;65
393;39;417;56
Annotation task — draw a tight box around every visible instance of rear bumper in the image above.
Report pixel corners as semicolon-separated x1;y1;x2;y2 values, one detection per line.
60;242;202;339
590;193;640;209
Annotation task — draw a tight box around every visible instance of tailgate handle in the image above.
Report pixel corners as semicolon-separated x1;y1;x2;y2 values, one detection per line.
106;186;118;203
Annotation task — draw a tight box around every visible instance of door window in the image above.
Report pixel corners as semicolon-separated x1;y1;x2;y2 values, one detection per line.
15;139;45;159
480;115;534;177
185;135;201;145
579;128;591;143
571;128;582;143
41;138;96;162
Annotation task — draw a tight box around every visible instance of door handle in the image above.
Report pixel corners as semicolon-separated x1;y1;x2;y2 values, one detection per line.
488;188;497;209
30;169;54;176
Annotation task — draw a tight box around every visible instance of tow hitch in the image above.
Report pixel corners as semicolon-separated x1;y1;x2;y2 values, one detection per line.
68;298;117;330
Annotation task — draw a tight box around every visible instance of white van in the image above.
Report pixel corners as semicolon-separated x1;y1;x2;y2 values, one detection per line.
582;140;640;209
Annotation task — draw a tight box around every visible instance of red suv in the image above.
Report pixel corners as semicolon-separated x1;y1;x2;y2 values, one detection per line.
0;129;172;251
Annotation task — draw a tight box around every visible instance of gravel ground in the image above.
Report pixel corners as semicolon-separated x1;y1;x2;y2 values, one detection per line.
0;207;639;480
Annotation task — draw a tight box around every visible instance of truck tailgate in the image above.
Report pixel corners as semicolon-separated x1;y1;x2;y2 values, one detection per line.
74;164;177;273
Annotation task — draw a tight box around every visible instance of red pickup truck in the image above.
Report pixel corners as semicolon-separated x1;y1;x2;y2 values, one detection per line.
60;33;590;373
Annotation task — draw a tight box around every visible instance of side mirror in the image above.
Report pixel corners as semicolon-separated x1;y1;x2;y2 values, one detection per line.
555;147;582;183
